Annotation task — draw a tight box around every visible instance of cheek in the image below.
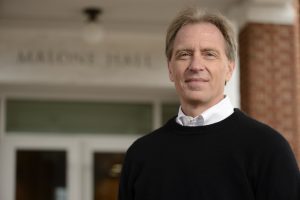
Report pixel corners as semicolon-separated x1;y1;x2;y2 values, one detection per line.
171;65;185;81
211;69;227;86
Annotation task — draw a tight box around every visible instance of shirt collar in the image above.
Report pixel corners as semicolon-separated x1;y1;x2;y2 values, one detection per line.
176;96;234;127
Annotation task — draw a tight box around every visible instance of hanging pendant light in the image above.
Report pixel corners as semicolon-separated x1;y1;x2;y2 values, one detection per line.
82;7;104;44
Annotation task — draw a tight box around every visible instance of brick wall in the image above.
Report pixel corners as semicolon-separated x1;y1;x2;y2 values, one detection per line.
239;23;299;163
294;0;300;164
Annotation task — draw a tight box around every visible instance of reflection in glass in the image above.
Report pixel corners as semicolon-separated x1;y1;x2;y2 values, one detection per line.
7;100;152;134
94;153;125;200
16;150;66;200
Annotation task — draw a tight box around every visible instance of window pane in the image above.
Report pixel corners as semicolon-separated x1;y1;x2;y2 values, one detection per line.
162;103;179;124
16;150;67;200
6;100;153;134
94;153;124;200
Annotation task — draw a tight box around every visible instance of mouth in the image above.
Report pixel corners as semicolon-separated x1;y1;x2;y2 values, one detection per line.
185;78;209;83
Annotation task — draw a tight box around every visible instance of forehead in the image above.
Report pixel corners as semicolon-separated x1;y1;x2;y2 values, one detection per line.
173;22;226;51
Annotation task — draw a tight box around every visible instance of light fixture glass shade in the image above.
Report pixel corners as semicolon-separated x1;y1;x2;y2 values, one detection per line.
82;21;104;44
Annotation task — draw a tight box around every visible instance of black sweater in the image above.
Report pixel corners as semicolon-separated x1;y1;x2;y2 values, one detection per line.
118;109;300;200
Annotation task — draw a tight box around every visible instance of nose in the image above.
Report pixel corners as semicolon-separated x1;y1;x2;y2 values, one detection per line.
188;54;205;71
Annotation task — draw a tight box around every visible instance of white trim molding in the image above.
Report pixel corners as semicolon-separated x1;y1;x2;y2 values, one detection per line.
227;0;295;29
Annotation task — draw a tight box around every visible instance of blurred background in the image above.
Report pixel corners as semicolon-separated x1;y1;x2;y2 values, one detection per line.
0;0;299;200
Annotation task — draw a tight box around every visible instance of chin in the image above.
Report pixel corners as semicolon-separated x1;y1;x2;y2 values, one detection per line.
183;93;210;105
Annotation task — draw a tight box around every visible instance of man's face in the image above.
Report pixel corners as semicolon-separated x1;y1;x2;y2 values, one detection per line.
168;22;235;108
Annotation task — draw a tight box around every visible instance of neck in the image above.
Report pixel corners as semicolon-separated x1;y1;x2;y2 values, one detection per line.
180;96;225;117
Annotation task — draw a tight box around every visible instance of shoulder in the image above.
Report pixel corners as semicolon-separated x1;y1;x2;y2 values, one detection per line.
233;109;292;152
125;122;171;158
235;109;281;136
233;109;299;171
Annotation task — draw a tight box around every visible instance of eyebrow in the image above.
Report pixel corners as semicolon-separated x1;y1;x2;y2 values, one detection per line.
174;48;220;57
201;48;220;54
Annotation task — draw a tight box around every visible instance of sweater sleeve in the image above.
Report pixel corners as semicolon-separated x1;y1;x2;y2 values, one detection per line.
254;134;300;200
118;150;134;200
118;143;141;200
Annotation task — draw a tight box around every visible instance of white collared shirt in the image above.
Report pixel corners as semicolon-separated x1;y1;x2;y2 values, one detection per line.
176;96;234;127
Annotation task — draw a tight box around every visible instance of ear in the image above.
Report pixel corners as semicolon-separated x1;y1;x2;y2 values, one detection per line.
168;61;175;82
225;61;235;83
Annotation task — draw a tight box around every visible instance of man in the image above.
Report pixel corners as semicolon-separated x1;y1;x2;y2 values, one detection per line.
118;7;300;200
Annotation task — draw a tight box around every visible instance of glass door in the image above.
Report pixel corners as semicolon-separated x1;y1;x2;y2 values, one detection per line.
1;136;82;200
81;136;137;200
93;152;124;200
16;149;67;200
1;136;136;200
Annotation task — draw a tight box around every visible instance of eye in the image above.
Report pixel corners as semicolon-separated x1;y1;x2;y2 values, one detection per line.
175;51;192;60
203;51;217;60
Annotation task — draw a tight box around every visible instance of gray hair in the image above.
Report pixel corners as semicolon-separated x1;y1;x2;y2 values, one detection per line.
165;7;237;62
